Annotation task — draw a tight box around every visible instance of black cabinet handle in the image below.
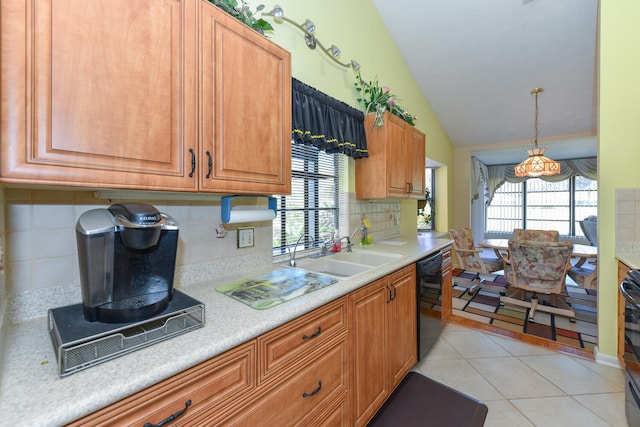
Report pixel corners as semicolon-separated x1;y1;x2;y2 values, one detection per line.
206;151;212;179
189;148;196;178
386;285;392;303
302;381;322;398
391;285;397;301
302;326;322;340
143;400;191;427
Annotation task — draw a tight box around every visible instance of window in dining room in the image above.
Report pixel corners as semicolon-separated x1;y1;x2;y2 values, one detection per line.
486;176;597;237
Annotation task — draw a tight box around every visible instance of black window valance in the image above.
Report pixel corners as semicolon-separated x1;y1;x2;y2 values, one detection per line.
292;78;368;158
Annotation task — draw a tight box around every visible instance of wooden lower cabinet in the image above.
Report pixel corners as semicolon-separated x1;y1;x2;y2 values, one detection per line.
349;264;417;426
66;341;256;427
69;263;421;427
257;297;347;386
221;333;348;426
349;277;389;426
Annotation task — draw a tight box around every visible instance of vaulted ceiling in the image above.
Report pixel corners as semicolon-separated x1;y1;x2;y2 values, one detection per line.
372;0;599;165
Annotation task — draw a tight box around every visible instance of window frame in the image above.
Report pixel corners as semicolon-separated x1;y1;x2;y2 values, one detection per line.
272;143;341;255
485;176;597;239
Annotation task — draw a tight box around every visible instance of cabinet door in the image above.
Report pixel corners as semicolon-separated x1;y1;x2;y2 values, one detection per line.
619;261;632;359
200;1;291;194
385;115;410;197
406;126;426;198
388;264;418;388
1;0;197;191
349;278;389;427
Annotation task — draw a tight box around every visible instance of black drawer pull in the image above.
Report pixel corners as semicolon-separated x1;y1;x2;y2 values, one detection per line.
206;150;212;179
143;400;191;427
302;326;322;340
302;381;322;398
188;148;196;178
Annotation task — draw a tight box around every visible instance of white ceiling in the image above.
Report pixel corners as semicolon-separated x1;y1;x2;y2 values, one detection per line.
372;0;599;165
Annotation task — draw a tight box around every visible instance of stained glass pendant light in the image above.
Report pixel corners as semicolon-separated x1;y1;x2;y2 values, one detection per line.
514;88;561;177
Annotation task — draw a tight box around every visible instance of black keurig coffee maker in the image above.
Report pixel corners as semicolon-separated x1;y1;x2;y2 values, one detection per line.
76;202;179;323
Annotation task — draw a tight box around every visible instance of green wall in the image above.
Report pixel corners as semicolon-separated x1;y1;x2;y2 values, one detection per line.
266;0;454;232
598;0;640;358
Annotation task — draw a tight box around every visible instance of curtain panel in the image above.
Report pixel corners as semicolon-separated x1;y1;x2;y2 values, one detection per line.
473;157;597;205
292;78;368;158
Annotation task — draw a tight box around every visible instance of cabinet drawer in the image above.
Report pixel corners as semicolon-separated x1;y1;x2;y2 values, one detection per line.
307;393;349;427
258;297;347;384
68;341;256;427
442;248;452;264
225;334;348;426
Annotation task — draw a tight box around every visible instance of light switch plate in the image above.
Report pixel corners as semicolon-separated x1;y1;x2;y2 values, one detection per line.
237;227;254;248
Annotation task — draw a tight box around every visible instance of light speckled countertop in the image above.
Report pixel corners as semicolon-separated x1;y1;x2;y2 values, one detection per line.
0;236;452;426
617;253;640;270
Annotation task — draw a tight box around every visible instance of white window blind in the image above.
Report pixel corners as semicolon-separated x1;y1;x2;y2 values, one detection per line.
273;143;342;254
486;176;597;237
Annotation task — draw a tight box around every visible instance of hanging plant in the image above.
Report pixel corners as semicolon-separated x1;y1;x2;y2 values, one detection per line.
354;71;417;127
208;0;274;35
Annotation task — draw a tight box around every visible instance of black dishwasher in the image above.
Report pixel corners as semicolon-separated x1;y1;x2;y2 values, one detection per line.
416;251;443;360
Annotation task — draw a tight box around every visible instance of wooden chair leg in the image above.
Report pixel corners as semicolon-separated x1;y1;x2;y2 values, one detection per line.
529;296;539;322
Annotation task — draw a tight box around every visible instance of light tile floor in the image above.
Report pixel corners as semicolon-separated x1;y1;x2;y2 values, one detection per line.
413;323;628;427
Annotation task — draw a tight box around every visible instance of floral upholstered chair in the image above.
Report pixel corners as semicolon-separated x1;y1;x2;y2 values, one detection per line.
448;227;503;274
504;229;560;279
513;228;559;242
449;227;504;293
500;239;575;322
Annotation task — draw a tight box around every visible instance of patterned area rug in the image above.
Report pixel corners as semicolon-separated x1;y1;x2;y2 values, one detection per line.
426;270;598;352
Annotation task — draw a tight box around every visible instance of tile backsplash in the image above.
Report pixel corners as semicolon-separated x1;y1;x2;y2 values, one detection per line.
1;188;402;322
615;188;640;252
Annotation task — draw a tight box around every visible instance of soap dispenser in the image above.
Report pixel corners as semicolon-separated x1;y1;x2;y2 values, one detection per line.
360;215;372;245
332;231;342;252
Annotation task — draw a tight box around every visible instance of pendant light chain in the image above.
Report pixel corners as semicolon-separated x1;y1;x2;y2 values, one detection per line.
531;87;542;148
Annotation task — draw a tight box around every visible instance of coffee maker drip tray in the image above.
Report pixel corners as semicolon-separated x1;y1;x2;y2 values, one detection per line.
48;290;205;377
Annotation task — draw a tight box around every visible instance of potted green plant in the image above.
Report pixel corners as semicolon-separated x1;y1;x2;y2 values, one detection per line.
354;71;417;127
208;0;274;34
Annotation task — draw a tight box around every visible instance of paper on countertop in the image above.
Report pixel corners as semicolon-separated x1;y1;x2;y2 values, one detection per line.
377;240;407;246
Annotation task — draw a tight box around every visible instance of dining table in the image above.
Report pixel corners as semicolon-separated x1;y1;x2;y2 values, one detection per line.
479;238;597;261
479;238;598;289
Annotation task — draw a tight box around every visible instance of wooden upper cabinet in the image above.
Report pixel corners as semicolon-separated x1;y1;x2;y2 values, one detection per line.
200;1;292;194
385;116;410;197
406;126;426;198
355;112;426;199
1;0;292;194
1;0;198;190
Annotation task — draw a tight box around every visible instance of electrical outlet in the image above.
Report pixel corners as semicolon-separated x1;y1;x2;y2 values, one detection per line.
237;227;254;248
